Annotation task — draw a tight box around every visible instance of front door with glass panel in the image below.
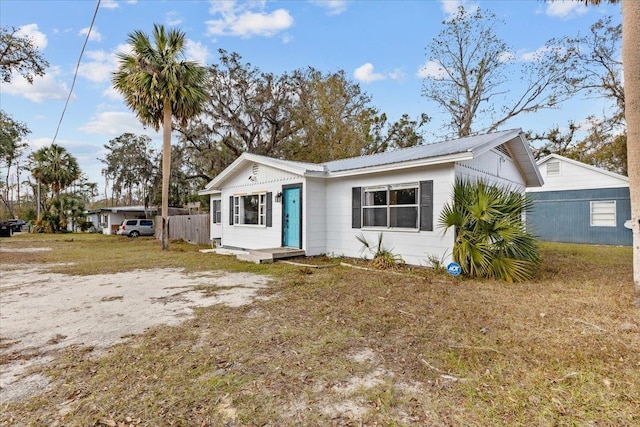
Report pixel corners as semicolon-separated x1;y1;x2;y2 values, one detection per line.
282;186;301;248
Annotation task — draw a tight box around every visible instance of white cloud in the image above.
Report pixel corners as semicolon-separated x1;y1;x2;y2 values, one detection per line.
113;42;133;56
545;0;588;19
99;0;137;10
518;45;565;62
26;136;56;151
439;0;478;18
100;0;119;10
498;51;515;63
417;60;447;79
166;10;183;26
185;40;210;64
353;63;386;84
310;0;350;16
79;111;151;136
2;66;69;102
230;9;293;37
17;24;47;50
102;86;122;101
78;50;118;83
206;1;293;38
79;26;102;42
388;68;405;81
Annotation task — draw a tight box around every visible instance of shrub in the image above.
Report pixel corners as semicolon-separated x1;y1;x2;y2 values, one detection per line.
439;178;540;282
356;232;405;269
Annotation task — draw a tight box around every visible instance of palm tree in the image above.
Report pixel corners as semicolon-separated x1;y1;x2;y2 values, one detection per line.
31;144;81;201
112;24;207;250
439;179;540;282
620;1;640;305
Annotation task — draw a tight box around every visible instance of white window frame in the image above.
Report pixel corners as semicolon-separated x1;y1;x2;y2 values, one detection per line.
211;200;222;224
590;200;616;227
233;193;266;227
362;183;419;230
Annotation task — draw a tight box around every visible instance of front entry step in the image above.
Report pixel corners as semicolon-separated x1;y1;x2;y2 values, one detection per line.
236;247;305;264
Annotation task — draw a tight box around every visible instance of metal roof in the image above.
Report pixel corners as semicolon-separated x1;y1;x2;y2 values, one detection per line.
322;129;522;172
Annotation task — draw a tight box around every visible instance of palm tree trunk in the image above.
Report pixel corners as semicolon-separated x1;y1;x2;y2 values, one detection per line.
161;98;172;251
622;0;640;305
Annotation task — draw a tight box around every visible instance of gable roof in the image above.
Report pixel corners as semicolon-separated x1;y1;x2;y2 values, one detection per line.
537;153;629;183
200;152;325;193
200;128;542;193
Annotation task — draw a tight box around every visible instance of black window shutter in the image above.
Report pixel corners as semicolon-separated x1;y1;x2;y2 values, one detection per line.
420;180;433;231
352;187;361;229
229;196;234;225
266;192;272;227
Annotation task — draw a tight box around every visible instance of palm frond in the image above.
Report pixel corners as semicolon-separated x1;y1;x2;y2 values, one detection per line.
442;178;541;282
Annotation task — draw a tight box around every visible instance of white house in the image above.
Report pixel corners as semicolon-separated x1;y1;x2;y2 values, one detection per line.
199;129;543;265
85;206;158;235
526;154;632;246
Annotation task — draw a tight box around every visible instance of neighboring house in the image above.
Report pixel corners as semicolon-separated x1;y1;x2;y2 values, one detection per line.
199;129;543;265
85;206;158;235
526;154;632;246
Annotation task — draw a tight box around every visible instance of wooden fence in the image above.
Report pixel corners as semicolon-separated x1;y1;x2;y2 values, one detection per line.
155;214;211;245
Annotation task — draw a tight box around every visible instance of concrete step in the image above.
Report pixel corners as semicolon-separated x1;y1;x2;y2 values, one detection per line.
236;247;305;264
236;253;273;264
249;248;305;260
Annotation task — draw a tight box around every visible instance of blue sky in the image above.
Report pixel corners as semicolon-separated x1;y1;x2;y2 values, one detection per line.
1;0;622;193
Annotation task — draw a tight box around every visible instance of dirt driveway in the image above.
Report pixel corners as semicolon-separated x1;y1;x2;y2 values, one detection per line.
0;248;271;403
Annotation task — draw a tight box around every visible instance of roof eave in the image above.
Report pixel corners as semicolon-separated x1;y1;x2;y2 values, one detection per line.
326;152;474;178
198;188;222;196
508;133;544;187
204;152;321;189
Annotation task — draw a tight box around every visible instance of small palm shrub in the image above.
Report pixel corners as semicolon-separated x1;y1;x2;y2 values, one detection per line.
356;232;405;269
439;178;540;282
33;211;61;233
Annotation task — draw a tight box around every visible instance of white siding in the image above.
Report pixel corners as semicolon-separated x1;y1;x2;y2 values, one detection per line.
528;157;628;192
86;214;101;232
219;162;303;250
305;177;326;255
104;213;127;235
323;165;456;266
455;149;526;190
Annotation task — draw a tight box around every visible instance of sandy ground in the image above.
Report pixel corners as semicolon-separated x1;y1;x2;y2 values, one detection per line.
0;250;271;403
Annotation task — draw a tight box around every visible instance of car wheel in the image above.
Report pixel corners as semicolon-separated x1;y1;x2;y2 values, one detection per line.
129;230;140;238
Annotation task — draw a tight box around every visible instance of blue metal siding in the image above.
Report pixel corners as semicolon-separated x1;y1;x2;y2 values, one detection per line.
527;187;632;246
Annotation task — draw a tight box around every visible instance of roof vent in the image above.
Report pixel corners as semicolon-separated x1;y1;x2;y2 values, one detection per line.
495;144;511;158
546;161;560;176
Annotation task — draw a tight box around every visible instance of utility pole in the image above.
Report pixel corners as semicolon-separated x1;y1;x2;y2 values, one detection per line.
37;179;41;219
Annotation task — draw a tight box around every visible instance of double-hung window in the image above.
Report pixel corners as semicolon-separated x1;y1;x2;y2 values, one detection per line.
211;200;222;224
362;183;419;229
233;194;267;226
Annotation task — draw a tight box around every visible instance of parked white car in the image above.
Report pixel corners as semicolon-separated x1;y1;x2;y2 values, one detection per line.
116;219;155;238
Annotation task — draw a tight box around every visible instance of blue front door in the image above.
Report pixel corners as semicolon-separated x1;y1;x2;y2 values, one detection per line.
282;186;301;248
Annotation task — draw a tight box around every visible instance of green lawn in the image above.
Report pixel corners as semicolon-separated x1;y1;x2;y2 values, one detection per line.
1;233;638;426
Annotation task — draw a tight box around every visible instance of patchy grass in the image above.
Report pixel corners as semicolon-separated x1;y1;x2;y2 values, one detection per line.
1;234;638;426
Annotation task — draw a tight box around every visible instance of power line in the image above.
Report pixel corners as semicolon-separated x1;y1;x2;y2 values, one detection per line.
51;0;101;145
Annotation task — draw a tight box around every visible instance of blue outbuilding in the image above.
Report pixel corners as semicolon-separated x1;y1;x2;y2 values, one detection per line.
526;154;632;246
